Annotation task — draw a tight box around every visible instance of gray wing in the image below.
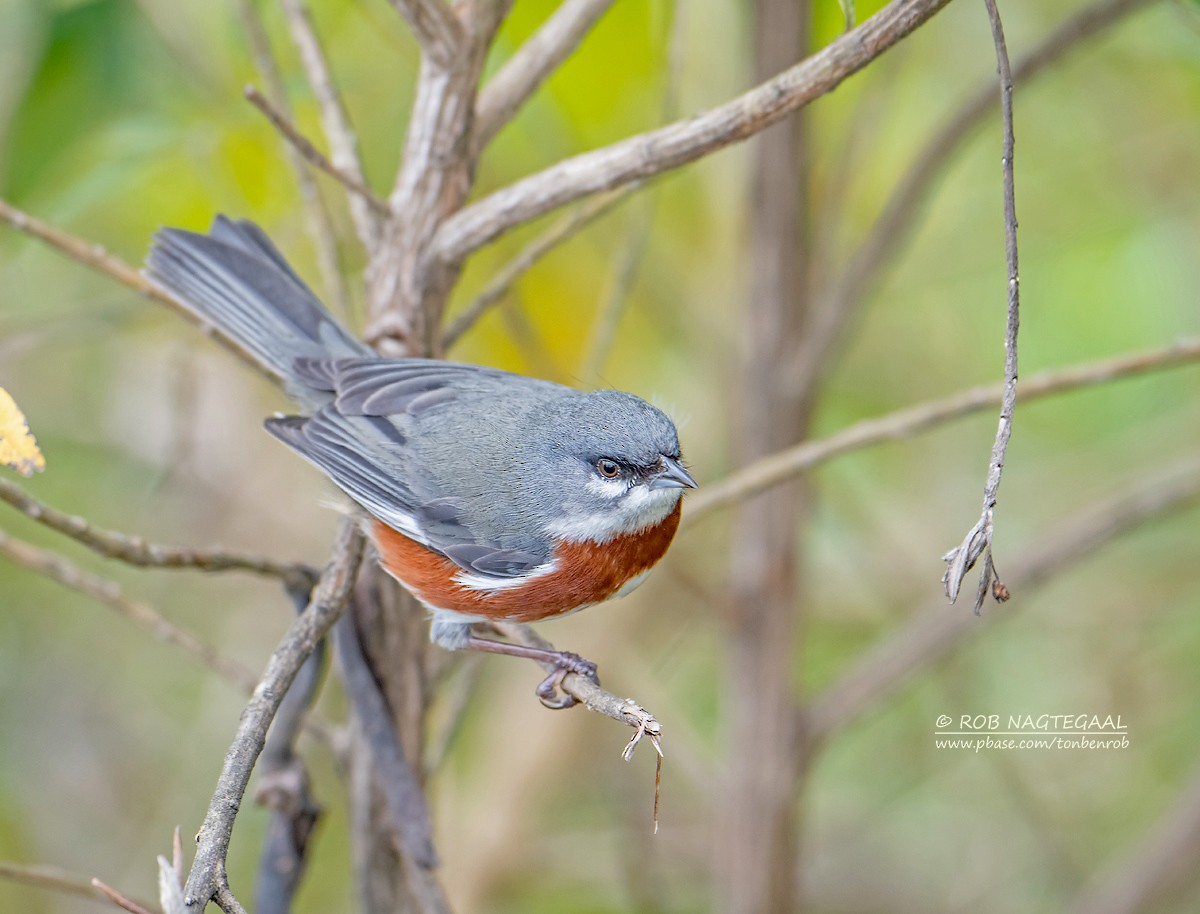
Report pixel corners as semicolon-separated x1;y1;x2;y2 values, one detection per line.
267;358;557;579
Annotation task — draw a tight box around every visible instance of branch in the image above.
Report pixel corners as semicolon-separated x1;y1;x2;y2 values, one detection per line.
434;0;954;262
785;0;1158;401
0;199;272;380
805;458;1200;745
244;85;389;217
279;0;380;252
0;477;311;582
492;621;664;751
474;0;616;151
389;0;464;65
235;0;349;314
442;183;638;349
183;519;363;913
1068;761;1200;914
0;861;155;913
0;529;260;694
684;338;1200;525
941;0;1020;610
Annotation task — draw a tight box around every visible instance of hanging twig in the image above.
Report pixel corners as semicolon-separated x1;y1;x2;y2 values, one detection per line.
941;0;1021;612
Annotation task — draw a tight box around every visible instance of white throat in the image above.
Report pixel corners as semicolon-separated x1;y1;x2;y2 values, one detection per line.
544;483;681;544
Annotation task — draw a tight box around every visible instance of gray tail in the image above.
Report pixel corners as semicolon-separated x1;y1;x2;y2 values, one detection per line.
145;215;370;401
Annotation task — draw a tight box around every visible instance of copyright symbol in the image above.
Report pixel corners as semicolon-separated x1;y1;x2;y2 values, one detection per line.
936;715;952;728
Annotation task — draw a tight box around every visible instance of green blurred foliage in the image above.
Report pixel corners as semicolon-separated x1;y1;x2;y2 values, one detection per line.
1;1;1199;912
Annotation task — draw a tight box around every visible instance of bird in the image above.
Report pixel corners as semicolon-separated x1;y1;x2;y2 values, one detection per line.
144;215;696;708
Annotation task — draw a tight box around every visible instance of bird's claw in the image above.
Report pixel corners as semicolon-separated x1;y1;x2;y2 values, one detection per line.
535;652;600;710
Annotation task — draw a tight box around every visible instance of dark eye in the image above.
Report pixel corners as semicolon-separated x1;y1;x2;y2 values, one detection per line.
595;458;621;479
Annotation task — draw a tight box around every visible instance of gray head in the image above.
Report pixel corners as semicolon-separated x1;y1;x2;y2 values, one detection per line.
531;390;697;543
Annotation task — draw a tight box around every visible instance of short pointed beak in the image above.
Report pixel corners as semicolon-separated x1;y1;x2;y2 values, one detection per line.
650;455;698;490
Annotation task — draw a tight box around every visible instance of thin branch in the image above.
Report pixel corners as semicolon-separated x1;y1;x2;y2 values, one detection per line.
474;0;617;151
786;0;1158;400
806;458;1200;746
235;0;350;315
941;0;1020;609
0;477;311;582
442;184;638;348
244;85;390;217
1068;761;1200;914
93;878;160;914
0;861;156;912
388;0;464;65
0;529;261;693
254;580;327;914
0;199;272;380
684;338;1200;526
492;621;664;752
434;0;954;262
182;519;363;913
279;0;381;252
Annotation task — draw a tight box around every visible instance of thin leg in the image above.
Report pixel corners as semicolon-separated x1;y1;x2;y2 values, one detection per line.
461;635;600;709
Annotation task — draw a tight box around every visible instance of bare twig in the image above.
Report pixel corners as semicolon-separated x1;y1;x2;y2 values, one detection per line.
684;338;1200;525
0;529;260;693
0;199;272;380
941;0;1020;610
279;0;380;251
806;458;1200;745
474;0;617;151
389;0;464;65
182;519;363;913
93;878;159;914
254;579;327;914
787;0;1158;400
442;184;638;349
434;0;955;262
0;861;155;911
1068;761;1200;914
235;0;350;314
0;477;311;582
244;85;390;217
492;621;664;751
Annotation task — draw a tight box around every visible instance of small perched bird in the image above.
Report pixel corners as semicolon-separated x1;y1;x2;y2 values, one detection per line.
145;216;696;708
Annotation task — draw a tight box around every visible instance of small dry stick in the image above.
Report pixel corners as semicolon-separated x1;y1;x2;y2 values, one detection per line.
0;477;310;582
0;861;154;911
0;199;271;380
181;520;363;913
942;0;1021;612
235;0;349;314
244;85;389;217
92;878;158;914
443;185;638;348
685;338;1200;525
279;0;380;252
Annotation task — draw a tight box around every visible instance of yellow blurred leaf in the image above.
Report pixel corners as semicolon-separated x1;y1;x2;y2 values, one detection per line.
0;386;45;476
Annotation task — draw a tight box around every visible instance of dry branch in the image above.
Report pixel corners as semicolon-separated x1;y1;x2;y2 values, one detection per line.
806;458;1200;745
244;85;389;216
0;861;154;912
442;184;638;348
684;338;1200;525
236;0;349;313
389;0;465;65
0;477;310;582
0;198;272;380
182;519;363;913
280;0;380;251
0;529;260;693
434;0;954;262
940;0;1021;611
474;0;617;151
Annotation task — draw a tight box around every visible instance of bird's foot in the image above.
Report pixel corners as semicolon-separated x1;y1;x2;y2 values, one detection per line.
535;652;600;710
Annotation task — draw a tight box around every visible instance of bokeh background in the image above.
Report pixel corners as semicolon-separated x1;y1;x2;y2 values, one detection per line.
2;0;1199;912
